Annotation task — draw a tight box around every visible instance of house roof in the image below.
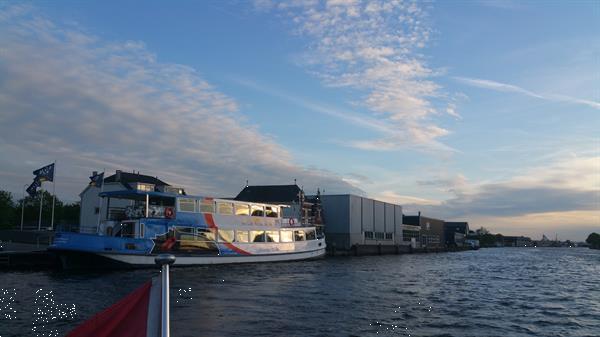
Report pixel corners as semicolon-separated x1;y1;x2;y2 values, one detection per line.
234;185;302;203
104;171;170;189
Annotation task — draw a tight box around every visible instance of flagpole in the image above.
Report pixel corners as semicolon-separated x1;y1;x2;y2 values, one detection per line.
155;254;176;337
21;184;26;231
38;184;44;231
95;169;105;234
50;161;56;230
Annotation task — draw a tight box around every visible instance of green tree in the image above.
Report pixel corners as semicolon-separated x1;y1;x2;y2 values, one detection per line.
586;232;600;249
0;190;17;229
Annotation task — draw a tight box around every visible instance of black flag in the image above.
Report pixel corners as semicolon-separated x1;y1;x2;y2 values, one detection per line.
26;178;41;197
33;163;55;182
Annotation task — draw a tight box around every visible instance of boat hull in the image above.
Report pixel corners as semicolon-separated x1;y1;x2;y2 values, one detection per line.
99;246;326;266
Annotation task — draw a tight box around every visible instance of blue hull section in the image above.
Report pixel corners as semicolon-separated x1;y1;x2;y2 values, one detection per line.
51;232;154;255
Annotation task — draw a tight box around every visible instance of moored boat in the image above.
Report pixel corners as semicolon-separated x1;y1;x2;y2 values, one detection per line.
50;188;326;268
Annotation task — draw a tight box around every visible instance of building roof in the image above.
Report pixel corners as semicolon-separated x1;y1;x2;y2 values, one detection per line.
104;171;170;189
403;214;445;225
234;185;302;203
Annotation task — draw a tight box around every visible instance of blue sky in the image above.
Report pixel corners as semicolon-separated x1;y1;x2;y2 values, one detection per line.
0;1;598;240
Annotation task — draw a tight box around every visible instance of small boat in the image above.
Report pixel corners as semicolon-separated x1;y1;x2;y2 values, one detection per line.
49;189;326;268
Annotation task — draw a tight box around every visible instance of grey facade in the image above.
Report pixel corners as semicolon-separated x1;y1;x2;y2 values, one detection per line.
321;194;405;251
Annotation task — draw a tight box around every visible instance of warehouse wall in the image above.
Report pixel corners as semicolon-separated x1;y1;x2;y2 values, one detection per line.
321;194;406;250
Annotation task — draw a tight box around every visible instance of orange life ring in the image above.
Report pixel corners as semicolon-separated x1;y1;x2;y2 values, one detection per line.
289;218;296;226
164;207;174;219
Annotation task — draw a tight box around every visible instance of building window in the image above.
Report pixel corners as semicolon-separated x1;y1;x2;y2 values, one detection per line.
251;230;266;242
375;232;384;240
280;230;293;242
403;230;420;241
294;230;306;241
217;202;234;215
235;204;250;216
364;231;374;240
265;230;279;242
178;198;196;212
385;233;393;240
199;199;215;213
236;230;249;243
218;229;234;243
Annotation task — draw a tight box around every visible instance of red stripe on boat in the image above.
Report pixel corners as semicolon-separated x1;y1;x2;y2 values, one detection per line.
204;213;251;255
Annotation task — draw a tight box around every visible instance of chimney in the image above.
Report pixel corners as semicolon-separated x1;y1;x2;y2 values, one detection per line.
115;170;122;182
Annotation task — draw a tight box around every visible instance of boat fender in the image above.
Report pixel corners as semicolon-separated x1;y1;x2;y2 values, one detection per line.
165;207;174;219
289;218;295;226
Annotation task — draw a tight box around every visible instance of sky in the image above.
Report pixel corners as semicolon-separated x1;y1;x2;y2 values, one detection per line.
0;1;598;241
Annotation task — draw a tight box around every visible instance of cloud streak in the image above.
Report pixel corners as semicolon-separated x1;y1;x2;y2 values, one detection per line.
0;5;362;200
256;0;455;151
454;76;600;110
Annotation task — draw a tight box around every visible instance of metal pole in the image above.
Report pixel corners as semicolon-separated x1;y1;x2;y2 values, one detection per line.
20;184;26;231
155;254;176;337
145;193;149;218
50;161;56;230
38;186;44;231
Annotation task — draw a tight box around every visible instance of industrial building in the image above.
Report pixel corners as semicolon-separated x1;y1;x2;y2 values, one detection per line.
403;213;445;248
444;221;470;247
320;194;407;254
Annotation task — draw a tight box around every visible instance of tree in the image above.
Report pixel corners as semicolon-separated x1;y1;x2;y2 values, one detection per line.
0;190;17;229
586;233;600;249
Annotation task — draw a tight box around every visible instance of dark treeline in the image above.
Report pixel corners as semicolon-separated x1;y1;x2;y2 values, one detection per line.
0;189;79;230
587;233;600;249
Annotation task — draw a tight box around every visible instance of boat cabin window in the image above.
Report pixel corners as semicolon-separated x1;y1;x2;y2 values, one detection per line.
178;198;196;212
199;199;215;213
265;206;279;218
251;205;264;217
280;230;293;243
235;204;250;216
305;229;316;240
217;202;234;215
175;227;196;241
218;229;234;243
117;221;136;238
294;230;306;241
236;230;249;243
251;230;266;242
197;228;216;242
265;230;279;243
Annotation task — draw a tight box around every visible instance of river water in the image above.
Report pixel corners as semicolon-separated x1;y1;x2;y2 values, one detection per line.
1;248;599;337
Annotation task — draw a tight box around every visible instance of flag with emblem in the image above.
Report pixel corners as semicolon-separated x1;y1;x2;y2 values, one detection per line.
33;163;55;182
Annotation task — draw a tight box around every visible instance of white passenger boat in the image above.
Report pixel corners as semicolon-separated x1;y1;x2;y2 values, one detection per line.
49;189;326;268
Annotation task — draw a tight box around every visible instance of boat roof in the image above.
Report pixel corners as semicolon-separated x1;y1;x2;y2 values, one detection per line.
99;190;290;207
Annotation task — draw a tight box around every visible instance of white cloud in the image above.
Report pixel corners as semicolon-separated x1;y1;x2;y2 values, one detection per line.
454;76;600;110
257;0;454;151
0;5;362;200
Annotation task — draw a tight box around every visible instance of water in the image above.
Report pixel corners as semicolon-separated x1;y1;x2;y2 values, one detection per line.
1;248;599;337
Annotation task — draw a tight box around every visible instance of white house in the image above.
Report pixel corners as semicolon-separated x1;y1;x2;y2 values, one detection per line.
79;170;171;233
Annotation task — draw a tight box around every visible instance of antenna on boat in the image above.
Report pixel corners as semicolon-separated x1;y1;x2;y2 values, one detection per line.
294;178;297;185
245;179;249;187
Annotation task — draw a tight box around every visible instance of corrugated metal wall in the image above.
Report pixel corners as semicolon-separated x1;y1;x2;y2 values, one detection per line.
321;194;404;249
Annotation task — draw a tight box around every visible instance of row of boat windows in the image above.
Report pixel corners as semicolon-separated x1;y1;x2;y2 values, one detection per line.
178;198;280;218
364;231;394;241
174;227;317;243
